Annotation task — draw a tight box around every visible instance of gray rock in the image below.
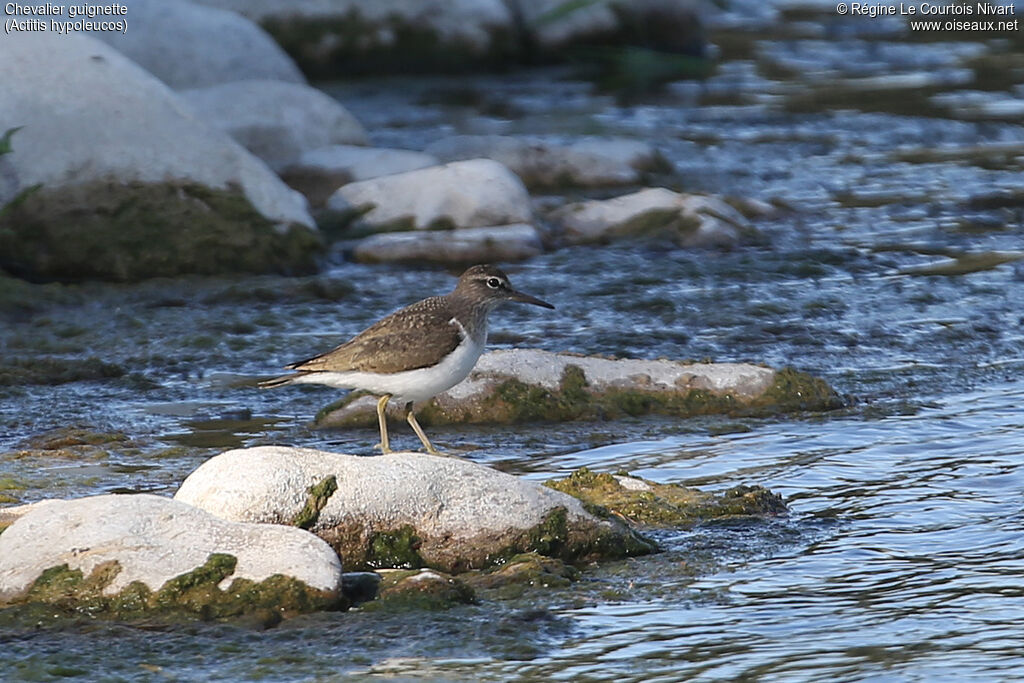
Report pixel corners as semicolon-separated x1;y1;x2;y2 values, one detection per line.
352;224;543;265
551;188;754;248
191;0;515;61
0;33;319;281
0;494;342;604
424;135;662;188
94;0;305;89
327;159;533;232
180;80;369;172
174;447;652;572
281;145;438;207
318;349;841;427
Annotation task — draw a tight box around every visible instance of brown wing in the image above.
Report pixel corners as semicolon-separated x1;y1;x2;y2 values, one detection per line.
286;296;463;374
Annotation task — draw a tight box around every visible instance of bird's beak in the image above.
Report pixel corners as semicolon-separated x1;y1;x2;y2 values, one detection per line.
508;289;554;309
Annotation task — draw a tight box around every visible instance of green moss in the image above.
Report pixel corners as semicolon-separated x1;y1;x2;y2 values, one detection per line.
7;553;343;620
546;467;787;527
366;525;425;570
0;182;321;282
291;475;338;530
525;507;570;557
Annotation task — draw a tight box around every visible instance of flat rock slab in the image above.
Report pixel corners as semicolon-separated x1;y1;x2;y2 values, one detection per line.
174;447;653;573
0;494;343;616
551;188;755;248
424;135;663;188
318;349;843;427
327;159;533;232
352;224;543;265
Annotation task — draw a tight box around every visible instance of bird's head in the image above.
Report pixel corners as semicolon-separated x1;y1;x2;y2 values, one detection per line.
454;264;554;310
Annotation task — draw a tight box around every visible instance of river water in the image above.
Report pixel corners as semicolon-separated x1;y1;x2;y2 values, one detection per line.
3;4;1024;681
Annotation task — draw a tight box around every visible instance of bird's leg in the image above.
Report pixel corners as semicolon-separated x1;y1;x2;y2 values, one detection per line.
404;401;443;456
376;394;393;454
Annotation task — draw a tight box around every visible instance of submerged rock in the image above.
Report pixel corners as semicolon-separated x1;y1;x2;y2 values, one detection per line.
551;188;756;248
369;568;477;611
547;468;787;527
282;145;439;207
0;33;319;282
327;159;533;232
0;494;344;617
318;349;843;428
424;135;664;188
180;80;368;172
352;224;544;265
94;0;305;89
174;447;654;573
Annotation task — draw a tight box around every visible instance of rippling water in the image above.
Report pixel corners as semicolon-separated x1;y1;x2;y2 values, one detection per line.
3;3;1024;681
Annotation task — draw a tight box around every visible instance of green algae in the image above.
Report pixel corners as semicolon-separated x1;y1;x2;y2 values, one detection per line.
0;357;124;386
291;475;338;530
546;467;787;527
366;525;426;570
0;181;321;282
3;553;343;621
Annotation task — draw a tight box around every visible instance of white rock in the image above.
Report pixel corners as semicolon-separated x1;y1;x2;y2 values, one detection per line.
281;145;439;207
424;135;660;188
0;33;313;232
551;188;753;248
0;494;342;603
94;0;305;89
180;80;369;171
175;447;646;571
513;0;619;50
328;159;533;232
352;224;543;264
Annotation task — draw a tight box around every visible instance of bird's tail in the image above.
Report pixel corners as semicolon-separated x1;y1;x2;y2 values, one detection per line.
258;373;302;389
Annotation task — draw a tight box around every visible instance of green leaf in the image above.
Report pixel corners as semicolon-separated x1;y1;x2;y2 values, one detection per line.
0;127;24;156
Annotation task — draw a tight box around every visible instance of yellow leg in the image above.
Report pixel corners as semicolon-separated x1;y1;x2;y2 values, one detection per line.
405;402;443;456
376;394;393;454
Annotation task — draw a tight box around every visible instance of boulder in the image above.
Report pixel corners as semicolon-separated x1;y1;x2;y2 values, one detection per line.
281;145;438;207
94;0;305;89
0;33;319;282
0;494;344;616
550;188;755;248
318;349;843;427
174;447;654;573
352;224;543;265
180;80;368;172
424;135;663;188
327;159;533;232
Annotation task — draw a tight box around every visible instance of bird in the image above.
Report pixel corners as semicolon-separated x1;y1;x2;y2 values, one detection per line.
260;264;554;455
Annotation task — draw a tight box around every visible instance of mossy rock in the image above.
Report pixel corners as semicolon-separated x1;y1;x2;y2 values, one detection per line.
0;181;321;282
546;467;787;527
2;553;344;621
464;553;579;600
319;356;844;429
364;568;476;612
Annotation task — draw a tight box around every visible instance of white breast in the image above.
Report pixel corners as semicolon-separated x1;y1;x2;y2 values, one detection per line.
290;318;486;404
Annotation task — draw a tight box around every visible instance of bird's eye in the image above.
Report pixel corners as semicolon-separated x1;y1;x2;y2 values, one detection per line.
486;277;502;289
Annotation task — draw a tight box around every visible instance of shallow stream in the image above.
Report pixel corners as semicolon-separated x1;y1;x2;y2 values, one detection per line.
3;4;1024;680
